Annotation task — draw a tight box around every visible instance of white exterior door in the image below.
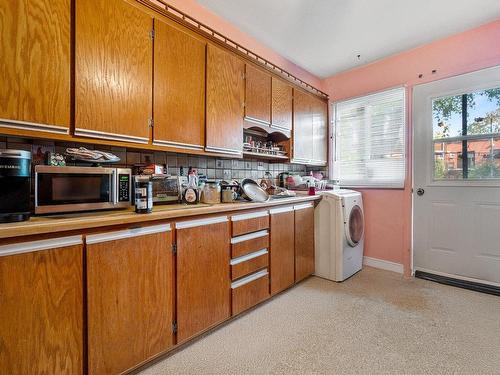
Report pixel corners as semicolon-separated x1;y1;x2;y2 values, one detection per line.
413;66;500;286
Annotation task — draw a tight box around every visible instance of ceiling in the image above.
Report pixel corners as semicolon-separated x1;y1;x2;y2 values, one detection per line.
196;0;500;78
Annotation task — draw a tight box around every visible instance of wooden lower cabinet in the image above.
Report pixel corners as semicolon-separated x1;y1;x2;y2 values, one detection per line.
176;216;231;342
294;204;315;281
231;211;269;236
0;236;84;375
232;271;270;315
86;225;173;375
269;207;296;294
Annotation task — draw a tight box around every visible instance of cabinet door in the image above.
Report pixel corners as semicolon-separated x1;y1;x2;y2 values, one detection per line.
0;236;83;374
75;0;152;144
269;207;295;295
206;45;245;156
86;225;173;375
271;78;293;131
154;20;206;150
312;97;328;165
176;216;231;342
292;90;314;163
245;64;271;125
0;0;70;133
294;204;315;281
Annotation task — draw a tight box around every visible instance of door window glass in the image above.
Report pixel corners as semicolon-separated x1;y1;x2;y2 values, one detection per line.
432;87;500;180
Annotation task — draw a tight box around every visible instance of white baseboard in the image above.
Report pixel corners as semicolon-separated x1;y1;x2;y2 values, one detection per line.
363;256;404;274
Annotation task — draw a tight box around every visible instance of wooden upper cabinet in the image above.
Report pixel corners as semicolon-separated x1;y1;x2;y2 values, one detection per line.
153;20;206;151
0;236;83;374
294;204;315;282
0;0;70;133
75;0;152;144
176;216;231;342
244;64;271;125
292;90;314;163
269;207;295;295
86;225;173;375
271;78;293;132
206;45;245;156
312;97;328;165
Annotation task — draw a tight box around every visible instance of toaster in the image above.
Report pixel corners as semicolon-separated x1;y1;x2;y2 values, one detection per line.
144;175;184;204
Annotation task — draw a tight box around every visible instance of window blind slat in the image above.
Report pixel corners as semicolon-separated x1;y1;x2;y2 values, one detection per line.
334;87;406;188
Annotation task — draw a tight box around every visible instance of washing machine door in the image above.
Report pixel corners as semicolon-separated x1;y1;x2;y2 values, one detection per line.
346;204;364;247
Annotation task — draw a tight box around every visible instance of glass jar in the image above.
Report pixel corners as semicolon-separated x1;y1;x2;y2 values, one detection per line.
200;180;221;204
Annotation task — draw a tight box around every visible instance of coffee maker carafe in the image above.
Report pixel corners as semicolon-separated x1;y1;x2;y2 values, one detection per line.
0;149;31;222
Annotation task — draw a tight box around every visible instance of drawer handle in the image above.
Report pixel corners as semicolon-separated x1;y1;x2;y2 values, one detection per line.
294;203;313;211
0;235;83;257
231;211;268;222
176;216;228;229
231;269;268;289
269;206;294;214
230;248;268;265
231;230;268;244
86;224;171;244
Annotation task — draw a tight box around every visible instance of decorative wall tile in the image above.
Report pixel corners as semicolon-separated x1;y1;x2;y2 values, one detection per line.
0;135;313;182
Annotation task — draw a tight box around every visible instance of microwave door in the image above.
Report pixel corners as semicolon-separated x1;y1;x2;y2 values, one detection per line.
35;167;115;214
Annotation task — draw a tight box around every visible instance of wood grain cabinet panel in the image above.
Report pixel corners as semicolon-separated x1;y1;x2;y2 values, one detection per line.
294;205;315;281
0;237;83;374
231;251;268;280
0;0;70;132
312;97;328;165
232;272;269;315
245;64;271;125
231;211;269;236
292;90;314;163
271;78;293;131
75;0;153;144
231;232;269;258
206;45;245;156
176;217;231;342
153;20;206;150
270;208;295;295
86;226;173;375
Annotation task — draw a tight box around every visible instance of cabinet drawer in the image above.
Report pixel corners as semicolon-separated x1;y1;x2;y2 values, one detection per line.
231;270;269;315
231;249;268;281
231;211;269;236
231;230;269;258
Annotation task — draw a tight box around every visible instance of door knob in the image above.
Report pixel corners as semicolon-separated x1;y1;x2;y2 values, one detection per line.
416;188;425;196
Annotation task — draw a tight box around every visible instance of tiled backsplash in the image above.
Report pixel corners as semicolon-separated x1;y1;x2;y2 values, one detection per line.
0;136;327;183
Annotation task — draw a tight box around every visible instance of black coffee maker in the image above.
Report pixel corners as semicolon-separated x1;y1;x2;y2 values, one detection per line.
0;149;31;222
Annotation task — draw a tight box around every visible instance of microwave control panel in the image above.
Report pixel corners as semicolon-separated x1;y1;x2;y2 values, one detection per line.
118;174;130;202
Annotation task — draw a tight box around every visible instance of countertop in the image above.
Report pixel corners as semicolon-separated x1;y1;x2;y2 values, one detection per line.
0;194;321;240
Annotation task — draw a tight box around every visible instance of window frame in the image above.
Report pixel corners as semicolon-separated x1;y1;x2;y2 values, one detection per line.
329;86;407;189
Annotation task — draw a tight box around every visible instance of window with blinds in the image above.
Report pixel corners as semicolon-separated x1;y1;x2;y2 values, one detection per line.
333;87;406;188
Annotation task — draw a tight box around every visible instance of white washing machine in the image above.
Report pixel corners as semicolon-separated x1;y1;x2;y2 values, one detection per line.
314;189;364;281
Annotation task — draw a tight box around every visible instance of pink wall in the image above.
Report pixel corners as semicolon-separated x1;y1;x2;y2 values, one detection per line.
322;20;500;275
163;0;322;88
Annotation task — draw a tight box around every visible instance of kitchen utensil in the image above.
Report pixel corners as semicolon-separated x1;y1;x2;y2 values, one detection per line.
240;178;269;202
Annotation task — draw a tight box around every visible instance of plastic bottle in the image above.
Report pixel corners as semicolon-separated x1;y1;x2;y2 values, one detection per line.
182;170;199;204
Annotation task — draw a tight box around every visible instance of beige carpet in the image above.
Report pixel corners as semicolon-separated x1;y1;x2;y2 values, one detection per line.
139;267;500;375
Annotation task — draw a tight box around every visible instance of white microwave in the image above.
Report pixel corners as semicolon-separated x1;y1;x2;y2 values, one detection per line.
34;165;132;214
